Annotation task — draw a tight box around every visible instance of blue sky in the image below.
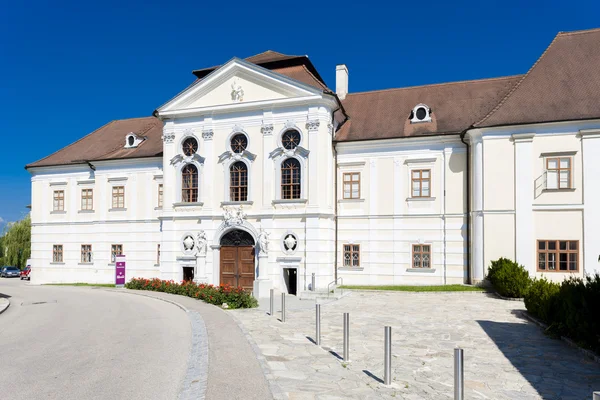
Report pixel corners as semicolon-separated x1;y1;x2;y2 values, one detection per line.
1;0;598;227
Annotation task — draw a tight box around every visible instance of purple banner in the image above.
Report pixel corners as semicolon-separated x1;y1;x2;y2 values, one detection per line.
115;255;126;286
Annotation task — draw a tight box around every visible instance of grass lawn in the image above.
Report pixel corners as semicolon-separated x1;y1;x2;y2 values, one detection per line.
45;283;116;288
338;284;487;292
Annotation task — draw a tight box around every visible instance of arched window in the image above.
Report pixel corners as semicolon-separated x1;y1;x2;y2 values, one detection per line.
230;162;248;202
281;158;301;199
182;164;198;203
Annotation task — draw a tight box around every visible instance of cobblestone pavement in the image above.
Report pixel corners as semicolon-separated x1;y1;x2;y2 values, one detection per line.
231;291;600;400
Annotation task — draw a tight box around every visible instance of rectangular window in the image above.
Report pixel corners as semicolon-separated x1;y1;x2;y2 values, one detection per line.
343;244;360;267
81;244;92;263
52;245;63;262
111;244;123;263
412;244;431;268
53;190;65;211
537;240;578;272
411;169;431;197
112;186;125;209
158;184;163;208
81;189;93;210
157;244;161;265
343;172;360;199
546;157;571;189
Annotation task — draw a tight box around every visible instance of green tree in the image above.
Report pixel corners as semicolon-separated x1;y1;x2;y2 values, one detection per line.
1;215;31;269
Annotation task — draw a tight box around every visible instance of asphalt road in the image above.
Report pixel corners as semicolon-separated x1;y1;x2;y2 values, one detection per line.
0;278;191;400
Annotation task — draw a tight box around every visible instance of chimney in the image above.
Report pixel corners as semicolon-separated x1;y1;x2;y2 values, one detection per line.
336;64;348;100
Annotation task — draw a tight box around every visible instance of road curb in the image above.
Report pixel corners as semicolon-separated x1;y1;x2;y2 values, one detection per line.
0;298;9;315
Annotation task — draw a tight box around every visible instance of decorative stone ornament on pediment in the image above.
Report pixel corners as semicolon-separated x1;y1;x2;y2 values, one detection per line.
231;79;244;102
223;206;247;227
170;153;205;168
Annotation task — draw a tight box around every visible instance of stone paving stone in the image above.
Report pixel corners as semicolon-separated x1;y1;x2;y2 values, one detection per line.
231;291;600;399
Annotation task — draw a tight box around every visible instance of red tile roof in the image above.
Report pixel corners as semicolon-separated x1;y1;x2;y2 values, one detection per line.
26;117;163;168
475;28;600;128
335;75;522;142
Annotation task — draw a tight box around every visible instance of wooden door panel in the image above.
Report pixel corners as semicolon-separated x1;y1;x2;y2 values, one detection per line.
220;247;237;286
238;246;255;291
220;245;255;292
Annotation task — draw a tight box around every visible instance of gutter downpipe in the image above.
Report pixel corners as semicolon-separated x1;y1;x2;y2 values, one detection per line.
325;90;349;285
460;129;472;284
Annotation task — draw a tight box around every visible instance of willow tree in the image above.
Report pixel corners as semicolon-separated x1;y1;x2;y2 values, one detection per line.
1;215;31;269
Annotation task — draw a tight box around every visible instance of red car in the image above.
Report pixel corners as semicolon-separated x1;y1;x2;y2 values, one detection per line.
20;266;31;281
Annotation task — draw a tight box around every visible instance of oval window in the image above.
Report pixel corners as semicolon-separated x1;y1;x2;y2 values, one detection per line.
231;133;248;153
182;137;198;156
282;130;301;150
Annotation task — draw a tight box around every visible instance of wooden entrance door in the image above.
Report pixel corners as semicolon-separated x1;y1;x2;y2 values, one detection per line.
220;246;255;291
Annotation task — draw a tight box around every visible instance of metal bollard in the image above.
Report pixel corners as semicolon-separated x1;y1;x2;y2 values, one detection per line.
343;312;350;362
593;392;600;400
454;348;464;400
311;273;316;291
315;304;321;345
269;289;274;316
384;326;392;385
281;293;286;322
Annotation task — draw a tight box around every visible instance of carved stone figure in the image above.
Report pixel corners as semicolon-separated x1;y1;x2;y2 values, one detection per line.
231;79;244;102
258;230;270;255
197;230;207;255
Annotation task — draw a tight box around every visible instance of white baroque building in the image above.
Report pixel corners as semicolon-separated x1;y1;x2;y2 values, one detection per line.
27;28;600;296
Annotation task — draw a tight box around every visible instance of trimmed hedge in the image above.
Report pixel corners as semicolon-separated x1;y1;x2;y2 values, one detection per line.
525;274;600;354
524;277;560;322
487;258;531;298
125;278;258;309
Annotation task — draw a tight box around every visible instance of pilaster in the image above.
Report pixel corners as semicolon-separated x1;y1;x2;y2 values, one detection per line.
512;133;536;275
202;123;214;210
470;131;484;282
580;129;600;275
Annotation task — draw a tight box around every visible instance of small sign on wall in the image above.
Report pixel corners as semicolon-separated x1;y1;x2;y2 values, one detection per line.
115;255;126;287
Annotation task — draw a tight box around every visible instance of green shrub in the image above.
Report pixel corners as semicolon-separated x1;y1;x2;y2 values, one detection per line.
553;274;600;353
125;278;258;309
524;277;560;322
486;258;531;298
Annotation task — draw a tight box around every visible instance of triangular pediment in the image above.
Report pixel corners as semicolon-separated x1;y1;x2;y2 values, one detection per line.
157;58;323;115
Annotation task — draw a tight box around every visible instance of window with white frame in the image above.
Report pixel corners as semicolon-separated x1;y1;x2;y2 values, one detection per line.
411;169;431;198
546;157;572;189
112;186;125;208
53;190;65;211
343;172;360;199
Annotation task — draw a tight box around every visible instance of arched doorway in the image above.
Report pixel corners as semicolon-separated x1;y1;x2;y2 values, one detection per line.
219;229;255;291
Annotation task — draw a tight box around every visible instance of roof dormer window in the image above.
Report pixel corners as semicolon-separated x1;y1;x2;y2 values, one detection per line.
410;104;432;123
124;132;144;149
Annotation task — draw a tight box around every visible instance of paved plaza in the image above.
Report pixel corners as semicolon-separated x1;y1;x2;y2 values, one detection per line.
232;291;600;400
